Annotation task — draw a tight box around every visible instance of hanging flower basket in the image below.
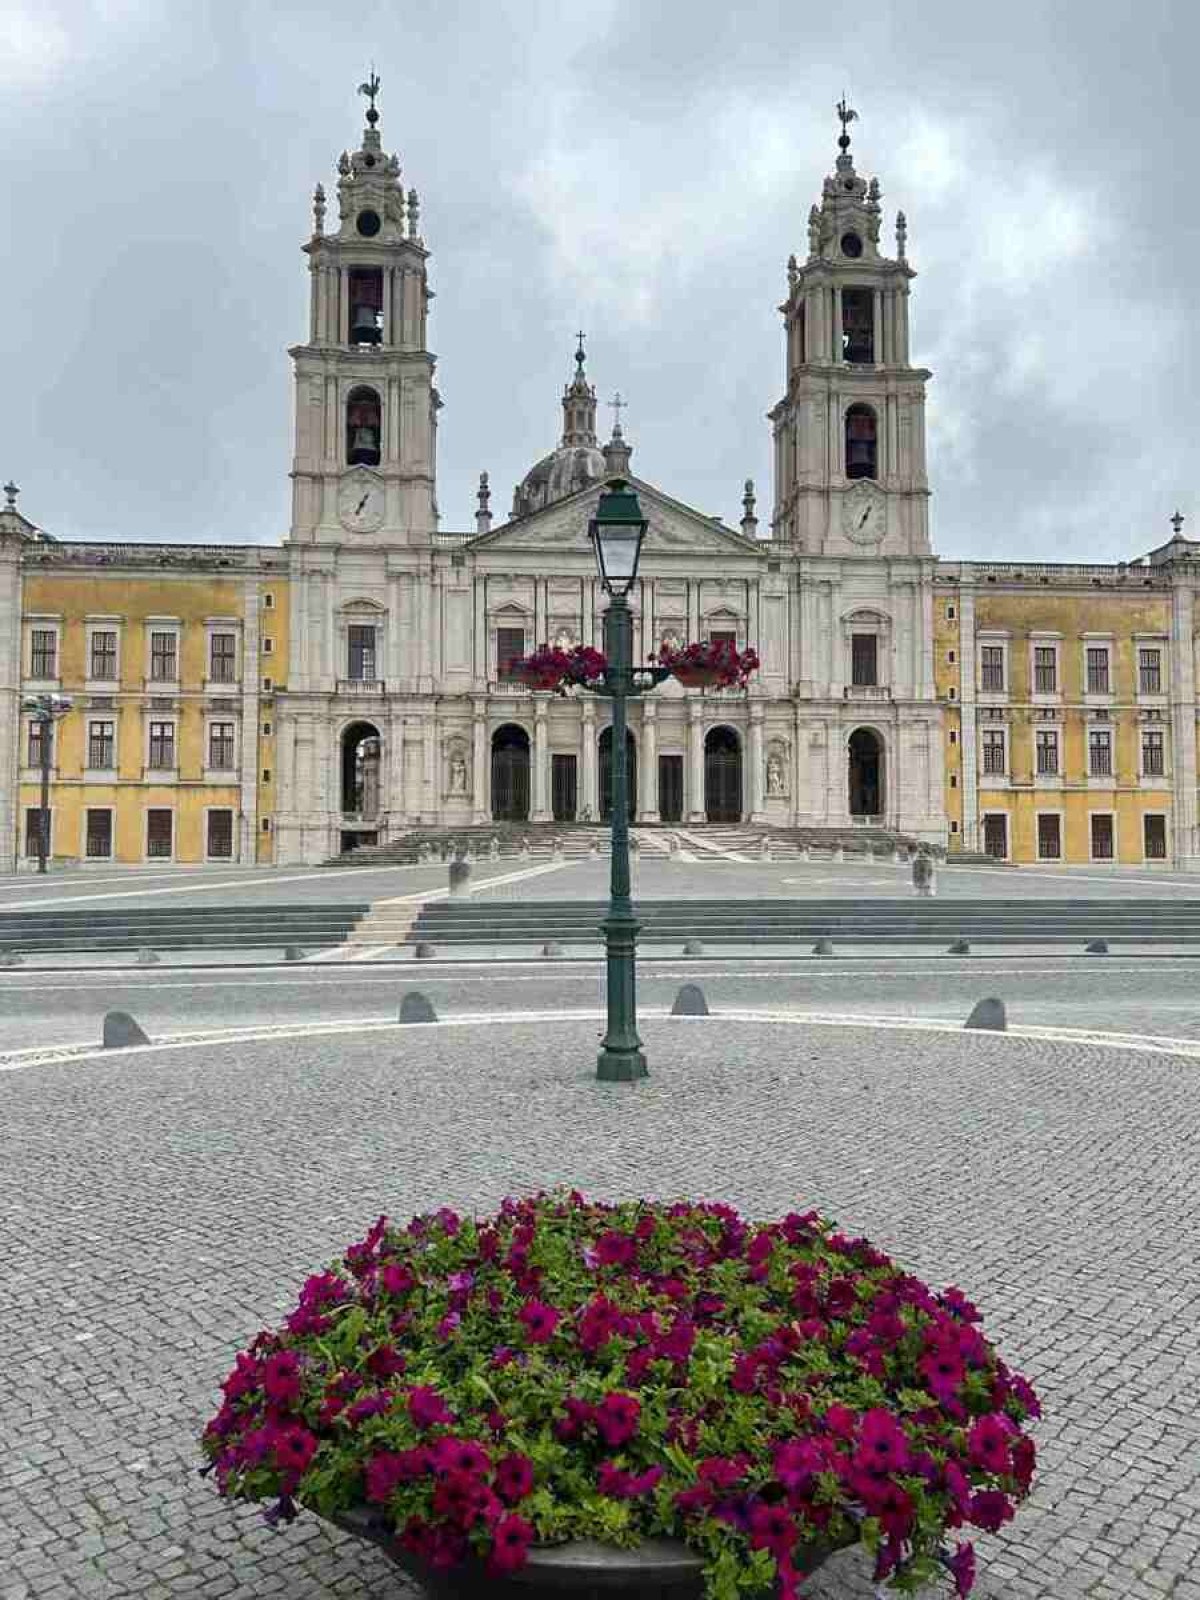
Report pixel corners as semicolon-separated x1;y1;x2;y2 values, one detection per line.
671;664;725;689
510;646;610;695
201;1192;1039;1600
657;642;761;691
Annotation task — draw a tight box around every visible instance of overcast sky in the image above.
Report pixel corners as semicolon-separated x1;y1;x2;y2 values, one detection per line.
2;0;1196;561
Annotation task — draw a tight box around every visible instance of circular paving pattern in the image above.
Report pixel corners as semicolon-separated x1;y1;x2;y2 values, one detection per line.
2;1016;1198;1600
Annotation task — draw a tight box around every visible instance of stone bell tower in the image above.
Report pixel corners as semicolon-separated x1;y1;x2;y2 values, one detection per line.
288;74;440;545
768;103;932;557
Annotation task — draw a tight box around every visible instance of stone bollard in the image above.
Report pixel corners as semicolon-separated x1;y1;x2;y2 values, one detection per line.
519;841;531;860
671;983;710;1016
863;846;874;865
103;1010;150;1048
912;853;936;898
1085;939;1109;955
489;837;500;861
137;947;159;966
812;938;834;956
682;939;705;956
798;845;810;863
413;941;436;960
892;847;905;865
552;842;564;863
399;991;438;1023
948;939;971;955
630;835;641;857
0;951;22;966
449;859;471;898
589;841;600;859
832;846;844;863
283;945;306;962
965;997;1007;1032
759;837;772;861
541;941;564;958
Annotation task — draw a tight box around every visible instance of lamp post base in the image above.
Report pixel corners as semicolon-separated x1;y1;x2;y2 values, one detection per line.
596;1044;648;1082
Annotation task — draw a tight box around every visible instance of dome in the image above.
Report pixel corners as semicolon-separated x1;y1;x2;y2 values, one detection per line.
511;443;607;520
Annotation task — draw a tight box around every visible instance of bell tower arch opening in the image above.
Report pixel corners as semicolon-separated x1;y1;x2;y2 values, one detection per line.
346;386;382;466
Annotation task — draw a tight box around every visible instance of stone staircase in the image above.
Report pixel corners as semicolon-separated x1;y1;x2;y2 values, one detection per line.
0;903;371;956
407;897;1200;949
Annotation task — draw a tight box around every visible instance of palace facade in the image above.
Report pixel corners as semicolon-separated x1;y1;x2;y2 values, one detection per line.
2;94;1197;870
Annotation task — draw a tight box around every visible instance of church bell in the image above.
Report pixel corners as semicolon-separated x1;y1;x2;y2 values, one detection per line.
351;304;382;344
348;425;380;466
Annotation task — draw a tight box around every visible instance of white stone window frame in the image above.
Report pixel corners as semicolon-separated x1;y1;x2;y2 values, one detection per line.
203;713;240;780
1028;632;1062;703
25;614;62;688
1138;722;1169;784
205;619;242;692
21;713;59;780
203;804;238;863
81;804;115;862
976;631;1010;701
979;721;1009;785
1081;633;1114;705
1133;633;1168;704
23;804;54;860
1142;810;1170;863
143;805;176;864
145;617;182;688
1088;808;1118;864
1086;721;1114;786
489;601;533;684
85;616;123;690
338;598;388;684
144;713;180;782
1035;806;1065;862
84;714;119;780
701;605;744;649
1032;722;1063;788
840;608;893;693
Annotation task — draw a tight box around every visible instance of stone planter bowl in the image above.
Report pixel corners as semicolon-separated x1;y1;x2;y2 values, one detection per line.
330;1506;841;1600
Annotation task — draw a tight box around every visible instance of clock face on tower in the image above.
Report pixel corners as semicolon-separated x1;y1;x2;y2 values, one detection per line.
337;471;386;534
842;481;887;544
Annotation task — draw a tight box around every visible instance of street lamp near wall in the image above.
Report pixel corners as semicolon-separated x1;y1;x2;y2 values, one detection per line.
581;480;672;1081
21;693;72;874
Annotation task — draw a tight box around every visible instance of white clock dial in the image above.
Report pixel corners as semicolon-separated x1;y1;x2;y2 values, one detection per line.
842;483;887;544
337;475;385;533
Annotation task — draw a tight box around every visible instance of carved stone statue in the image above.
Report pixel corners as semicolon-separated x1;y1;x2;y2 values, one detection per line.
766;753;785;797
448;752;468;795
553;629;574;651
807;205;822;257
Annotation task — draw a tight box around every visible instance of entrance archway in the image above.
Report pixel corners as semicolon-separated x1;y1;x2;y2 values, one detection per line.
598;727;637;822
848;728;883;818
704;726;742;822
491;724;530;821
341;721;382;817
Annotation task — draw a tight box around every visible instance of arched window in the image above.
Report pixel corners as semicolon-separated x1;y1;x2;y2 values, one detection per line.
346;386;382;466
845;404;877;480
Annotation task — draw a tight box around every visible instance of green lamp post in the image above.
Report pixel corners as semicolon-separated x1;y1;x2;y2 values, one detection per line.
21;692;73;874
584;480;672;1082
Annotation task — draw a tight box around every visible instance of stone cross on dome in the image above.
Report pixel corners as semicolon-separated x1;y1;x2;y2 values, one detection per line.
608;391;627;437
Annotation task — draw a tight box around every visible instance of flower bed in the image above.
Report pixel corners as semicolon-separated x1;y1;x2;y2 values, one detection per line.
657;642;760;691
201;1193;1039;1600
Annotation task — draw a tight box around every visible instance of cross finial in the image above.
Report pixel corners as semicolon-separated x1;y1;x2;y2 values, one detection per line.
358;68;381;127
1171;509;1185;537
574;330;586;370
608;391;626;436
2;481;17;511
836;95;858;151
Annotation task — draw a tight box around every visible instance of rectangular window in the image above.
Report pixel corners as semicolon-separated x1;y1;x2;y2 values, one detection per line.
24;808;49;858
1142;729;1165;776
982;729;1006;775
1035;729;1059;775
148;721;176;770
209;632;237;683
30;628;57;678
347;624;377;681
208;722;236;769
88;720;115;769
1033;646;1057;694
1091;813;1115;861
496;627;525;679
146;809;173;859
1086;646;1110;695
206;810;234;859
150;630;178;682
851;633;878;687
89;630;118;681
980;645;1005;693
27;720;51;769
1144;814;1167;860
85;808;113;859
709;629;737;649
983;814;1008;860
1037;813;1062;860
1088;728;1112;777
262;638;273;655
1139;648;1162;694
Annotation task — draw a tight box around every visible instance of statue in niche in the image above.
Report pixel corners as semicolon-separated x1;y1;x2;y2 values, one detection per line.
766;751;786;798
448;751;468;795
553;629;574;651
660;630;682;654
358;737;381;820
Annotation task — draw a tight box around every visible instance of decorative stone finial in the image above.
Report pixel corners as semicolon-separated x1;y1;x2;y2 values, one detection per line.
358;69;381;129
338;150;351;176
312;183;326;236
406;187;420;240
1171;509;1186;537
896;210;907;261
575;330;587;373
607;391;626;438
2;481;17;512
836;96;858;153
741;479;758;540
807;205;821;258
787;252;798;288
602;398;632;477
475;471;492;535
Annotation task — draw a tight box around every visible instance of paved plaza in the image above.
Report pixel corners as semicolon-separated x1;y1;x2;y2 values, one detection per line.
2;1012;1199;1599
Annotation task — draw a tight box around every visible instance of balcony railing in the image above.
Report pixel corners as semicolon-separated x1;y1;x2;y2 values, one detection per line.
337;678;386;695
843;684;892;700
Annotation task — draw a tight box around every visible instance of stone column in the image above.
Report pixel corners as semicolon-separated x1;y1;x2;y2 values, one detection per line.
472;701;488;824
687;701;705;823
748;706;765;822
388;710;406;825
581;699;598;821
873;288;883;364
793;701;806;824
421;716;437;824
960;585;979;851
639;700;659;822
532;701;551;822
832;286;843;361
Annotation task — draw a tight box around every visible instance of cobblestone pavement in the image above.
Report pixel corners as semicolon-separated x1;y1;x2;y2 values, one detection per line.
2;1017;1199;1599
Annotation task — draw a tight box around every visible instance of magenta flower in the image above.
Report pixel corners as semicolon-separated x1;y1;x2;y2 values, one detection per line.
494;1453;534;1503
366;1450;429;1502
594;1391;641;1447
856;1409;912;1474
594;1230;636;1267
517;1299;561;1343
946;1539;977;1597
967;1413;1015;1475
488;1513;535;1574
408;1384;454;1429
968;1489;1016;1534
262;1350;302;1407
773;1439;823;1489
432;1436;491;1477
366;1343;406;1379
748;1501;796;1558
597;1462;663;1498
380;1262;416;1296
